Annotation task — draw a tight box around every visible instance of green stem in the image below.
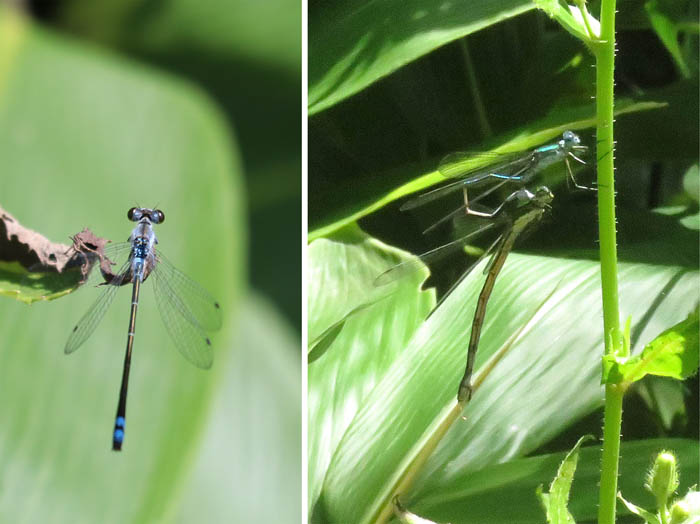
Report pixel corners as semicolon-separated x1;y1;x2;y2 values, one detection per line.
594;0;623;519
598;384;625;524
596;2;620;346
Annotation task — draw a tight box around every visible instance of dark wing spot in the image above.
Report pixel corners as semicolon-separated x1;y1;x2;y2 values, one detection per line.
214;302;220;309
205;338;211;346
72;325;78;332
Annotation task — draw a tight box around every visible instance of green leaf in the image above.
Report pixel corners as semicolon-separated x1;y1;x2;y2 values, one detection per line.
309;236;698;522
309;0;537;114
59;0;300;72
0;260;83;303
602;311;699;384
537;435;592;524
309;100;666;241
0;9;252;522
645;0;692;78
411;439;698;523
176;294;300;522
618;492;663;524
308;233;434;511
308;226;434;346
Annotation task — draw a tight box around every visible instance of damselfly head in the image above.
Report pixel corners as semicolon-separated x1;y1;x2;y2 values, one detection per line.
127;207;165;224
533;186;554;207
560;130;582;150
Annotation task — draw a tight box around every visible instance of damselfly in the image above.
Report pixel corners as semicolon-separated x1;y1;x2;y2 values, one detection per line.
376;187;554;404
455;186;553;403
65;207;222;451
400;131;586;220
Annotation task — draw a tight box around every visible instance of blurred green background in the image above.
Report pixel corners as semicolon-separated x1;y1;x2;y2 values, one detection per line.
0;1;299;522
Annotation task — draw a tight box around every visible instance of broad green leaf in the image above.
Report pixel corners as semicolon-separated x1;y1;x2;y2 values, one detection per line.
311;244;698;523
602;311;699;384
309;100;666;241
537;435;592;524
407;439;698;524
0;9;252;523
308;234;434;511
309;226;434;346
309;0;537;114
176;294;300;523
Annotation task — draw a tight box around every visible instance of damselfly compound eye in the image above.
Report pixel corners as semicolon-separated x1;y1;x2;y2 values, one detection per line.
153;210;165;224
127;207;137;221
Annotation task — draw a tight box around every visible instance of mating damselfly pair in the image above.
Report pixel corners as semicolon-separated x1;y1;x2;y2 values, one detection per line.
65;207;222;451
377;131;592;404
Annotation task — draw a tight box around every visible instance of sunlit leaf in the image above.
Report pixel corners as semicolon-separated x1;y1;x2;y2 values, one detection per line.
409;439;698;524
602;311;699;384
537;435;592;524
308;233;434;511
311;241;697;522
309;0;536;114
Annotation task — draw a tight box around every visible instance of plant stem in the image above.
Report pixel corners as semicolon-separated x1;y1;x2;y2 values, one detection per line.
598;384;625;524
596;3;620;347
594;0;624;519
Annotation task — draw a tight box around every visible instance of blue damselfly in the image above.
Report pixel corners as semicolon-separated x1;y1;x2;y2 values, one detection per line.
400;131;586;230
65;207;222;450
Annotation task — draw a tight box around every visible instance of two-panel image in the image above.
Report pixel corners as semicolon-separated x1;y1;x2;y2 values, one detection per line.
0;1;697;523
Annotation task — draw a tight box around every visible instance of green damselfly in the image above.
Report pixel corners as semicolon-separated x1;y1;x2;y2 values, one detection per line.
376;186;554;404
456;186;553;403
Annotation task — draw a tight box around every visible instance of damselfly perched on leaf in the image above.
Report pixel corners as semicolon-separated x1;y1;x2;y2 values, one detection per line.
400;131;588;229
65;207;222;451
377;187;554;404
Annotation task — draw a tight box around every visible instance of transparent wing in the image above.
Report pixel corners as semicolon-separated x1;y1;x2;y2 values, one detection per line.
153;250;222;332
438;150;529;179
429;233;503;315
420;179;512;236
400;152;533;211
64;257;132;354
400;177;474;211
151;252;220;369
102;241;133;261
374;221;498;287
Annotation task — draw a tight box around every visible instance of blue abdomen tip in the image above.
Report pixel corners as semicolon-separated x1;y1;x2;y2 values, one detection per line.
113;429;124;443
